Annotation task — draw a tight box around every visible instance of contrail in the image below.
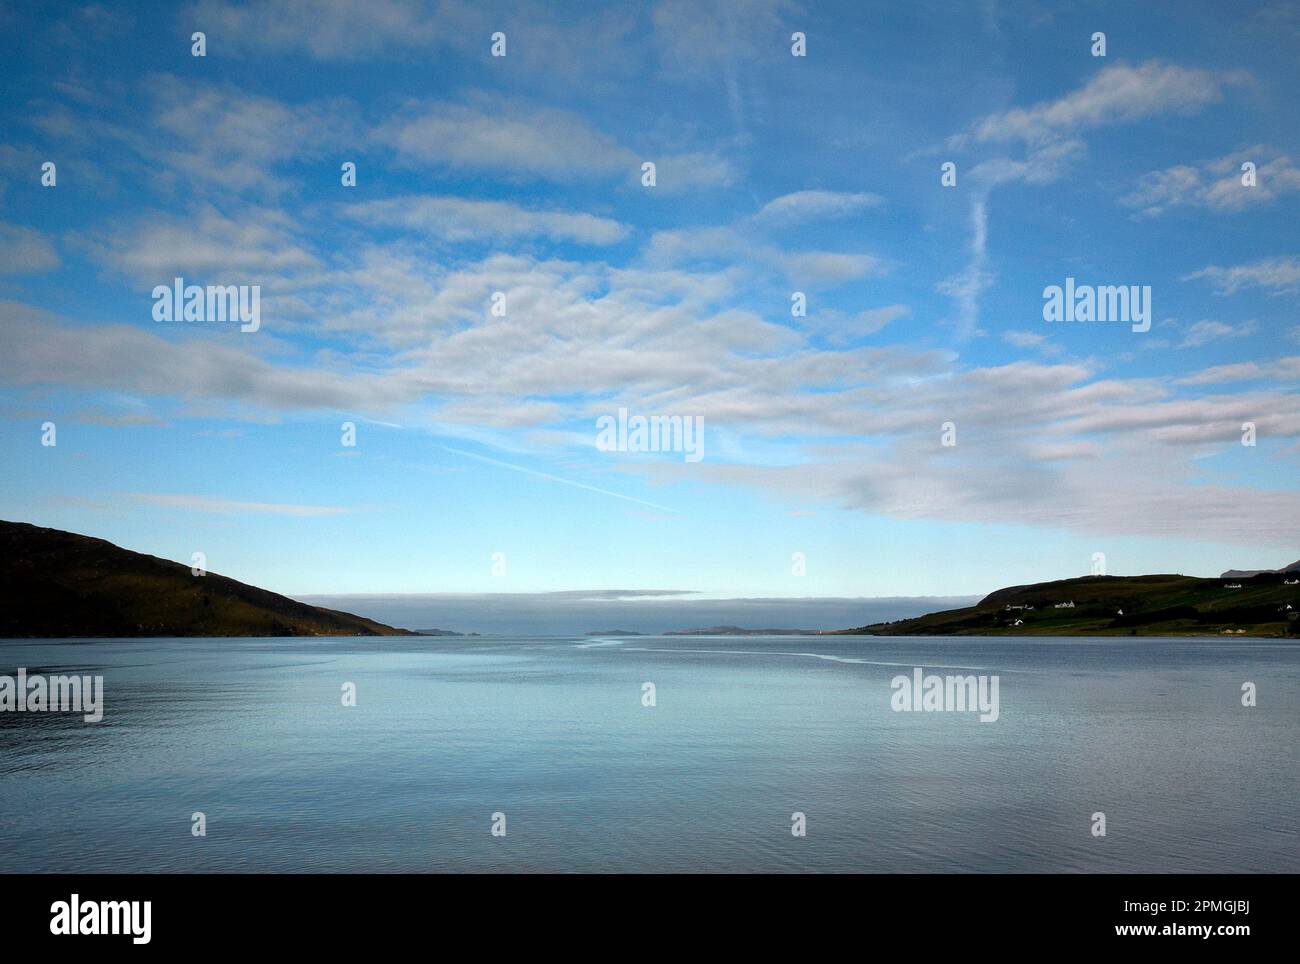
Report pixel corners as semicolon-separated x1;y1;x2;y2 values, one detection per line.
439;446;680;514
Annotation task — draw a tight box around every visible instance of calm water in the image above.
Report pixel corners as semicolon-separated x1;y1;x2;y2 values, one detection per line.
1;635;1296;873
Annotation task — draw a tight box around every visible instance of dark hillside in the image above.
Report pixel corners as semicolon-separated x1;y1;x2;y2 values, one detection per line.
0;521;413;637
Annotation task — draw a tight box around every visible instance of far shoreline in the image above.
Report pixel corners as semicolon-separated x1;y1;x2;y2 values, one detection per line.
2;631;1295;641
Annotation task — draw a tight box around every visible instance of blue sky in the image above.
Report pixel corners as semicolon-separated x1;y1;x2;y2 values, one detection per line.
1;0;1298;601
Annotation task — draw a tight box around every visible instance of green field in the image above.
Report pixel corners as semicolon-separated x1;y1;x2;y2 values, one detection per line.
837;572;1300;637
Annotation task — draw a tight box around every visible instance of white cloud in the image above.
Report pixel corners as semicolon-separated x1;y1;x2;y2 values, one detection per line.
645;225;886;286
967;138;1085;187
750;190;883;227
970;61;1246;145
375;99;636;181
0;302;414;412
186;0;448;60
373;98;737;189
1179;319;1257;349
186;0;639;80
801;305;910;343
1183;256;1300;295
77;204;318;283
953;62;1247;191
0;222;59;273
633;388;1300;548
10;272;1300;550
1001;329;1058;354
150;78;355;193
780;251;885;284
1177;357;1300;385
345;196;629;245
1124;147;1300;216
652;151;738;191
846;304;909;335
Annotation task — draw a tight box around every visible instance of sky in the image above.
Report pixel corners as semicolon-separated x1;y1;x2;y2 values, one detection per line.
1;0;1298;605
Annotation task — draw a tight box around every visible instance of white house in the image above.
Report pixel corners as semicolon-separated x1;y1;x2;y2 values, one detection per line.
1054;601;1075;609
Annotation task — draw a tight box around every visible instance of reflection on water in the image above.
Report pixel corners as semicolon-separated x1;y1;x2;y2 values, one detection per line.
1;635;1297;872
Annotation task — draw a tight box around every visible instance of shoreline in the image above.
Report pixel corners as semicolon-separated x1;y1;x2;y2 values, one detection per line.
2;631;1296;642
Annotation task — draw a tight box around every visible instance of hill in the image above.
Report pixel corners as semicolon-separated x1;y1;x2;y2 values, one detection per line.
835;573;1300;637
1221;559;1300;579
0;520;414;637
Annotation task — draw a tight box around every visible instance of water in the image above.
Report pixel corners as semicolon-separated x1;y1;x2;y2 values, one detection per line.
1;635;1296;873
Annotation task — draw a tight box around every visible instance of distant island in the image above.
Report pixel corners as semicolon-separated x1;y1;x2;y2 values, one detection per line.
664;625;822;636
1221;559;1300;579
835;572;1300;637
0;521;413;637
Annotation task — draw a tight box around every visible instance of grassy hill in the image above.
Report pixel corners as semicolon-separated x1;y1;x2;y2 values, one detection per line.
835;573;1300;637
0;520;414;638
